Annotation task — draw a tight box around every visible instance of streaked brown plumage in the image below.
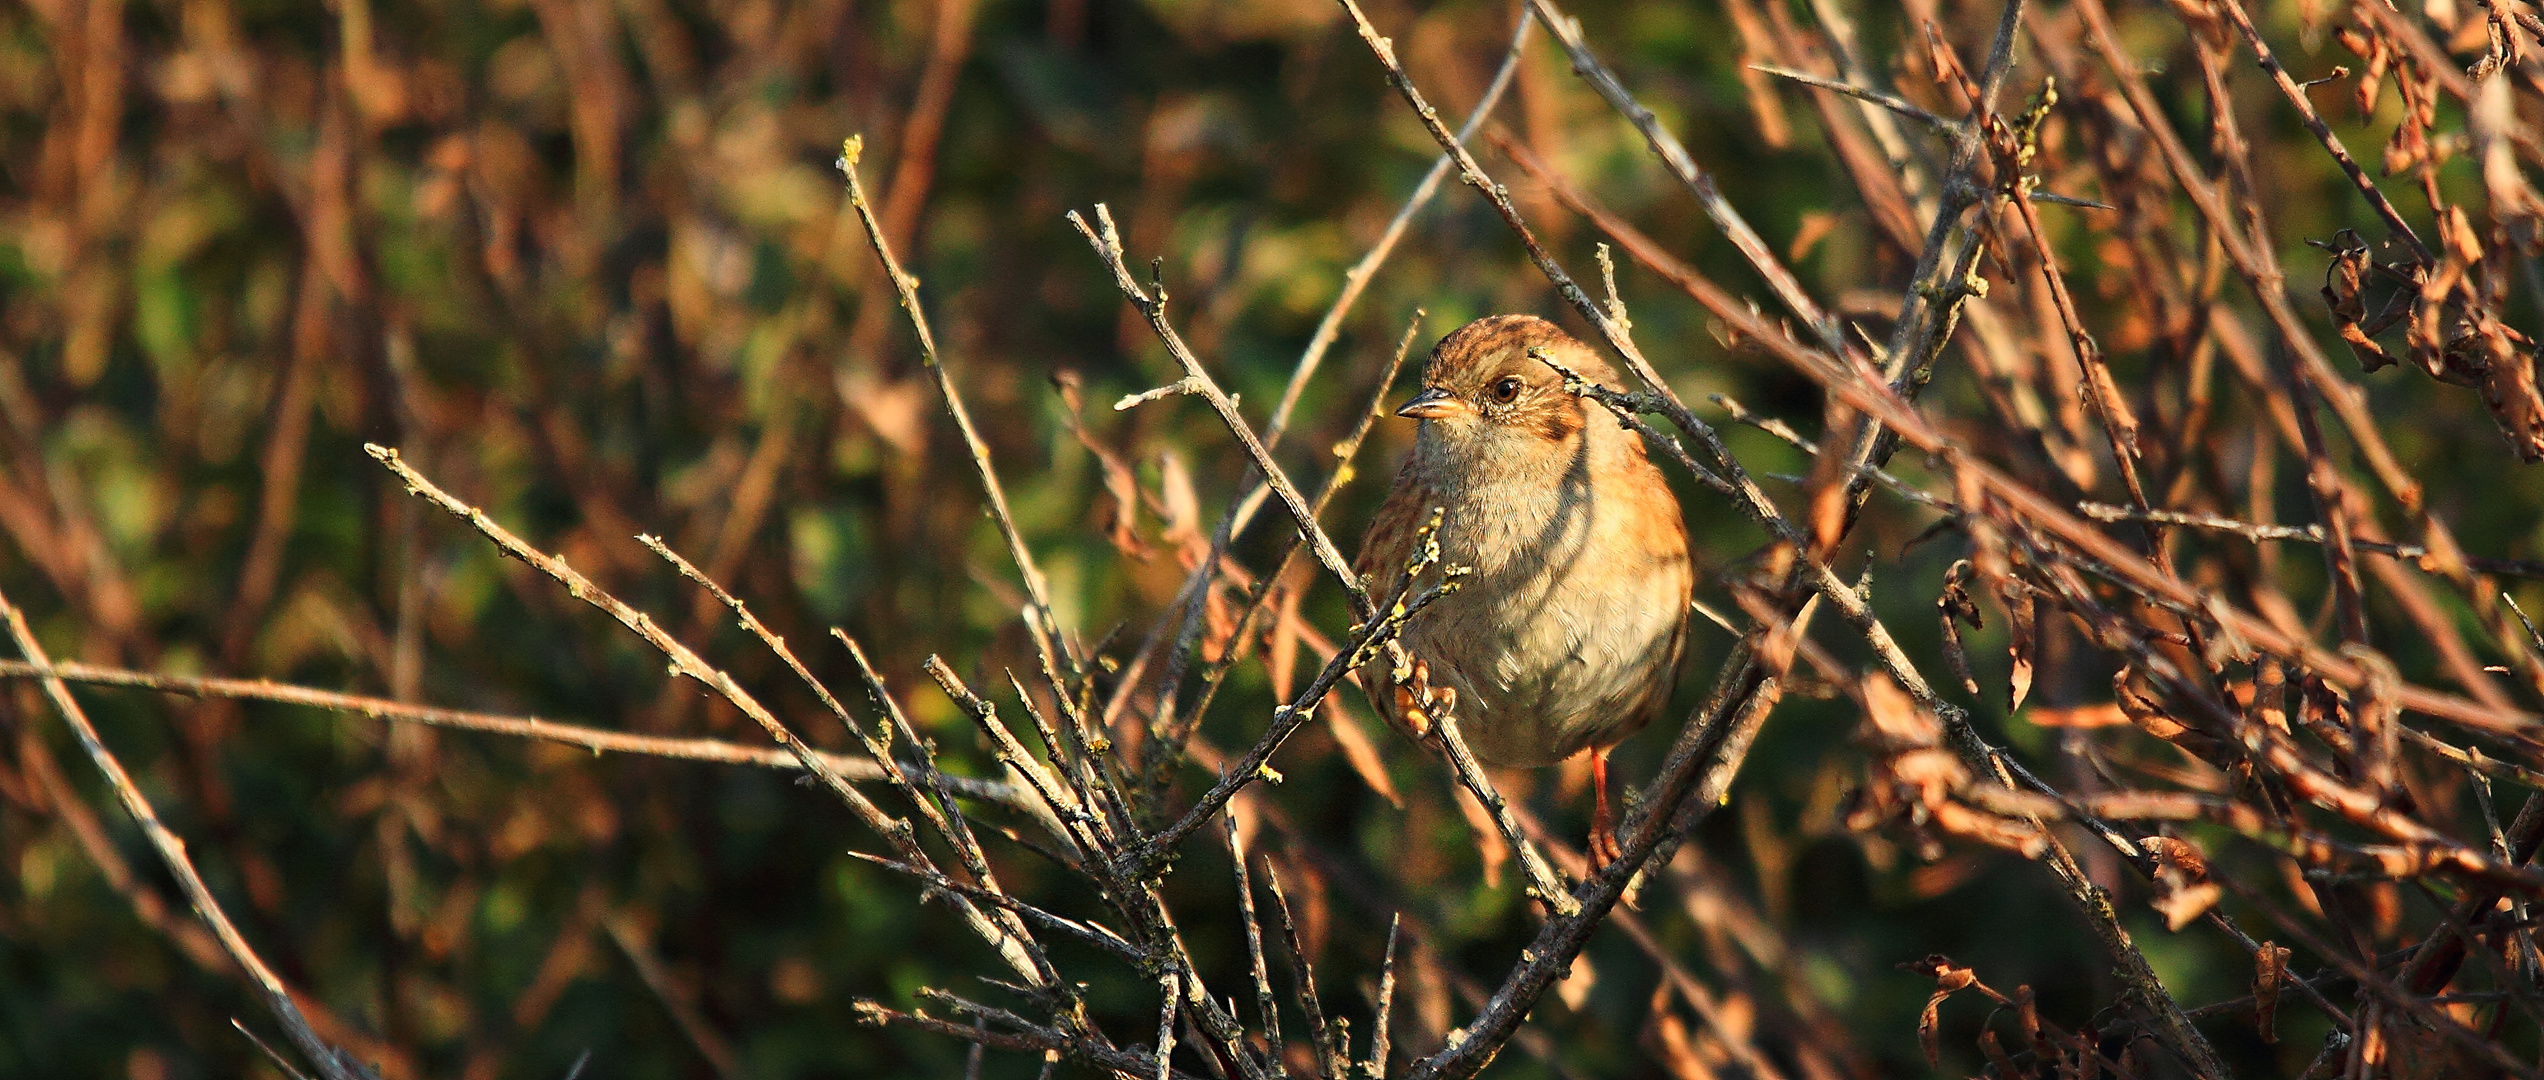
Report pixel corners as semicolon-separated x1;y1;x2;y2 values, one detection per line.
1354;314;1693;866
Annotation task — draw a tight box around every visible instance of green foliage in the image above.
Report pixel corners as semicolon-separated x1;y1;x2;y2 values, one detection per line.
7;0;2544;1077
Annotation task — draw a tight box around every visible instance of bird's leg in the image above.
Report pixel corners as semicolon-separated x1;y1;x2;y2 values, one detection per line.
1589;747;1623;870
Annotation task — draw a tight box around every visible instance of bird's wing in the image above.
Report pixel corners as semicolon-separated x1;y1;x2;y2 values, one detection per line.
1351;459;1442;732
1352;459;1438;605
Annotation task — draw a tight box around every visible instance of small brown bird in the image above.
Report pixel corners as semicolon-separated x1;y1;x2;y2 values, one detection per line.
1354;314;1694;868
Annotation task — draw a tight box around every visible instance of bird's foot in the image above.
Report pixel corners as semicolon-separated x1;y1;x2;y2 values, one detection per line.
1588;804;1623;871
1588;749;1623;872
1393;658;1453;741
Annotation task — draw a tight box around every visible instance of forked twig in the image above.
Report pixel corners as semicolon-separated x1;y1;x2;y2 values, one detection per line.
365;442;1052;986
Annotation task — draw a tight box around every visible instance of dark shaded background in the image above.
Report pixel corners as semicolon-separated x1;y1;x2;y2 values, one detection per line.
5;0;2542;1076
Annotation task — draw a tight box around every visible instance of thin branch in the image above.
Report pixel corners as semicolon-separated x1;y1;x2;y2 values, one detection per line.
0;657;1024;804
1749;63;1956;134
1125;563;1456;875
847;851;1144;963
1118;6;1532;753
1067;204;1368;619
1428;707;1580;917
1328;0;1705;456
1226;811;1285;1076
856;997;1208;1080
233;1020;317;1080
1175;309;1428;739
1367;915;1398;1079
0;587;380;1080
603;915;745;1080
1265;862;1345;1080
1267;11;1530;442
2076;503;2544;578
2222;877;2543;1078
365;442;1052;987
2211;0;2435;264
838;137;1078;675
1524;0;1847;357
1330;2;2069;1072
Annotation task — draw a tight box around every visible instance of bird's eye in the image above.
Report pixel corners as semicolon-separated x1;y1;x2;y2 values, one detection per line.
1490;377;1523;403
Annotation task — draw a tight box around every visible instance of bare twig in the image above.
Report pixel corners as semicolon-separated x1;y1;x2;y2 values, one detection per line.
2212;0;2434;265
1116;8;1533;749
603;914;746;1080
1750;63;1956;135
2076;503;2544;579
1524;0;1847;357
1226;811;1284;1075
1125;557;1457;875
1067;204;1368;618
855;997;1207;1080
1265;861;1345;1080
1427;707;1580;917
0;657;1023;803
365;442;1052;985
1368;915;1399;1078
839;137;1078;675
0;587;380;1080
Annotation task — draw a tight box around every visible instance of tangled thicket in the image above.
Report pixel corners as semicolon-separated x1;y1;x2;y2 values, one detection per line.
10;0;2544;1076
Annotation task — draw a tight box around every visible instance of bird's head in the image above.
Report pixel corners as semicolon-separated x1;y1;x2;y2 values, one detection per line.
1397;314;1619;451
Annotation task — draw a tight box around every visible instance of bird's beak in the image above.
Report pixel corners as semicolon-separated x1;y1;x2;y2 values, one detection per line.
1395;387;1462;419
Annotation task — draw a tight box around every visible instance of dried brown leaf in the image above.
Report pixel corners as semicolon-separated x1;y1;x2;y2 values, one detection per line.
2145;834;2217;930
2142;835;2210;882
2471;6;2512;81
2025;702;2129;729
1930;800;2049;857
1719;0;1791;149
2114;667;2200;748
1959;783;2062;822
1789;210;1839;263
2254;941;2291;1043
1939;559;1984;698
2005;583;2037;712
1980;1030;2026;1079
1861;673;1939;745
1919;21;1978;112
1646;1003;1718;1080
1805;401;1859;558
2151;880;2221;931
1892;747;1970;792
2321;233;2400;372
2440;205;2484;265
1156;449;1201;550
1321;697;1402;808
2078;790;2207;820
1450;783;1509;889
1905;953;1977;1067
1266;571;1303;700
2250;659;2290;734
2337;24;2391;115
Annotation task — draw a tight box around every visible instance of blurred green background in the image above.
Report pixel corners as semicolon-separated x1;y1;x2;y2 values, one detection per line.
3;0;2539;1075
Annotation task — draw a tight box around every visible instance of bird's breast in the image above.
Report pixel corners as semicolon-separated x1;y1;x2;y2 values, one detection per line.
1404;466;1691;767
